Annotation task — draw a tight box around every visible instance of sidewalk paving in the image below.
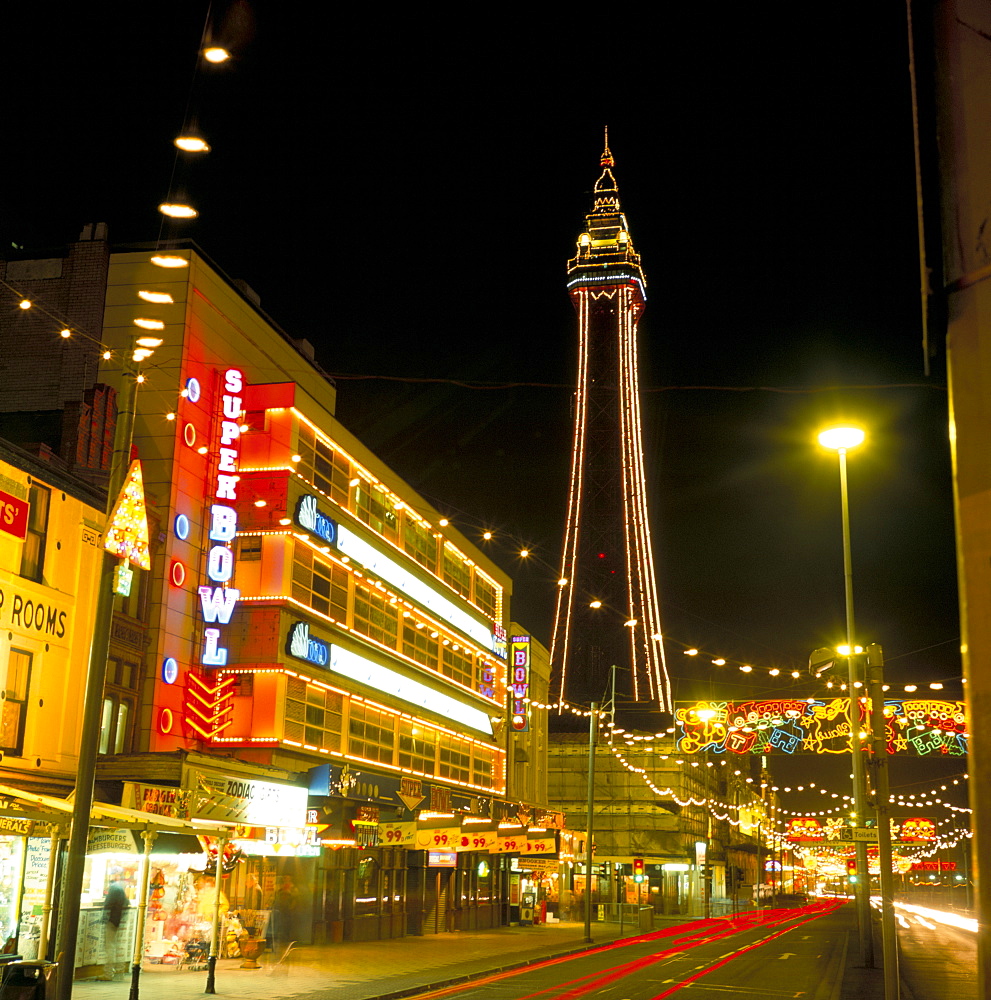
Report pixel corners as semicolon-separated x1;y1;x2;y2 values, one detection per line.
62;907;888;1000
66;918;641;1000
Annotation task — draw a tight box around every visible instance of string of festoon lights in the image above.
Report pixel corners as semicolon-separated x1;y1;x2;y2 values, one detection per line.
3;20;238;424
0;276;180;398
423;516;960;697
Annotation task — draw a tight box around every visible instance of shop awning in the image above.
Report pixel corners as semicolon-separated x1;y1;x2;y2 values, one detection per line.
0;783;232;839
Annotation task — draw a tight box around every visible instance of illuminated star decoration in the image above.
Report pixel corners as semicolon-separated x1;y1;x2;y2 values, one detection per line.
104;459;152;569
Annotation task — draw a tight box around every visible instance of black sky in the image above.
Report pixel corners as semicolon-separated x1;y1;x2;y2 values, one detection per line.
4;4;965;809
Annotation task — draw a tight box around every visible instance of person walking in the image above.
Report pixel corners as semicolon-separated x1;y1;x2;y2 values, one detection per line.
269;875;298;956
101;878;129;981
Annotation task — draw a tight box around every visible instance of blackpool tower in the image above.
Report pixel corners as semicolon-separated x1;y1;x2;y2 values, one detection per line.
549;135;672;712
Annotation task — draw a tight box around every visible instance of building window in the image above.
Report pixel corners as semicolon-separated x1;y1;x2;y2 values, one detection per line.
19;484;50;582
296;424;352;507
398;719;437;774
1;649;32;755
440;646;474;689
474;574;498;620
99;695;132;754
100;657;138;754
291;542;348;620
286;677;342;751
402;623;439;671
472;745;495;788
237;536;262;561
403;520;437;572
442;547;470;598
353;583;398;648
348;702;395;764
438;733;471;784
354;481;398;543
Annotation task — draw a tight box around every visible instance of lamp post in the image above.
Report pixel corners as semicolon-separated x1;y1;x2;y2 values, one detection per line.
55;339;159;1000
583;702;598;943
817;426;873;968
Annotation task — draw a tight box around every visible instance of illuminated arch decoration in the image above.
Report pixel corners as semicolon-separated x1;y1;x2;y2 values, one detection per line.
674;698;969;756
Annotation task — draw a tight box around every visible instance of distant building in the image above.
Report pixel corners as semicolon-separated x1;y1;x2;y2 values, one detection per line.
547;732;768;915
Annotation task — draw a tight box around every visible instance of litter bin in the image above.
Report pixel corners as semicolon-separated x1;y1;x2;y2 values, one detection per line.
0;960;55;999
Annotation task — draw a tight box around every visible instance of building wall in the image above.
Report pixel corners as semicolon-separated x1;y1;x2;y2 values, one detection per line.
934;1;991;986
0;227;111;411
0;442;105;790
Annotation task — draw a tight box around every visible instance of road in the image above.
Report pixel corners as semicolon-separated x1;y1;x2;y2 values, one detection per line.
894;901;977;1000
403;901;849;1000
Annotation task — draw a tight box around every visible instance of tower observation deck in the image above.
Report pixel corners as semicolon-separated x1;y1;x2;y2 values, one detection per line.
549;135;672;712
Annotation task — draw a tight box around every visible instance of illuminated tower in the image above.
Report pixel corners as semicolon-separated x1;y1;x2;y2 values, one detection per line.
550;135;672;711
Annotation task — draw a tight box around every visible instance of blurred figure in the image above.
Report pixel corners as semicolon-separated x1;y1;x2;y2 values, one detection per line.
269;875;298;954
101;877;129;980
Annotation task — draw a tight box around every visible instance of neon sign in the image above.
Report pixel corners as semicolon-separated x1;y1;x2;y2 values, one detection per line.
199;368;243;668
295;494;336;544
287;622;329;666
509;635;530;733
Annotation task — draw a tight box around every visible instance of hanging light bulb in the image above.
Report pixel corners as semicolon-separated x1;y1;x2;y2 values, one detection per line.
159;203;198;219
174;135;211;153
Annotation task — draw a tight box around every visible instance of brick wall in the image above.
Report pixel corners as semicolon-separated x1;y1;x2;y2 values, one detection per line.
0;226;111;411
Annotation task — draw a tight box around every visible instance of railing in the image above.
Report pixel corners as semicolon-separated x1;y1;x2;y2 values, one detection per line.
593;904;654;933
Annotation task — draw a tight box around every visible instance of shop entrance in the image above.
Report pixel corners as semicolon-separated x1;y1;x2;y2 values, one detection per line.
421;869;452;934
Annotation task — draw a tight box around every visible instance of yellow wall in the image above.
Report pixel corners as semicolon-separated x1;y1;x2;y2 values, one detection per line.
0;460;104;781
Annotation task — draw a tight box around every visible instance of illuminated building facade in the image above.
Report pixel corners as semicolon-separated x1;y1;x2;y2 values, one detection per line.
95;247;520;938
0;440;105;945
550;139;671;710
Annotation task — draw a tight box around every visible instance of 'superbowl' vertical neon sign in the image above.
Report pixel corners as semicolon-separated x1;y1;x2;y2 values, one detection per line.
509;635;531;733
199;368;243;666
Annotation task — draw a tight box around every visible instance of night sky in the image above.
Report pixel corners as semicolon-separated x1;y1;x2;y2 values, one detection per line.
5;5;966;814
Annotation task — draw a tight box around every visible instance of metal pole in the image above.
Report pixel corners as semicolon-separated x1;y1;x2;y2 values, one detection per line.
837;447;874;968
38;826;62;960
704;815;711;919
868;644;900;1000
54;364;139;1000
584;703;597;944
128;831;157;1000
13;830;29;949
205;841;227;993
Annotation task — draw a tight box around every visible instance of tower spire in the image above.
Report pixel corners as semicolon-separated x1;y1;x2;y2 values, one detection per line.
551;135;671;713
601;126;614;167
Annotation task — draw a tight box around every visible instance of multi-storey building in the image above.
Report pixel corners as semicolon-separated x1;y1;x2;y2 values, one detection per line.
0;439;105;948
547;732;766;917
0;233;555;964
91;244;522;941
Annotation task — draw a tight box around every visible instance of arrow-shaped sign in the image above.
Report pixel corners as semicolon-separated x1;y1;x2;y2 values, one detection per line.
778;953;796;960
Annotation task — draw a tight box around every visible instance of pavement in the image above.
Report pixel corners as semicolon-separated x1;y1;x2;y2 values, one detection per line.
52;904;899;1000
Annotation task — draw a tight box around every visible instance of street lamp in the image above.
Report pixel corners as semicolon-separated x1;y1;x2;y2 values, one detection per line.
817;425;873;967
54;338;159;1000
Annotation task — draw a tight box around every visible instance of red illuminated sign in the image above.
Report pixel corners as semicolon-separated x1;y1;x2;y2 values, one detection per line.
0;490;29;541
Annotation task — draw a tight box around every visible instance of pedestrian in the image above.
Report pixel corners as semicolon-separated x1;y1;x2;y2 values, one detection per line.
242;872;264;937
101;877;130;980
269;875;298;954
